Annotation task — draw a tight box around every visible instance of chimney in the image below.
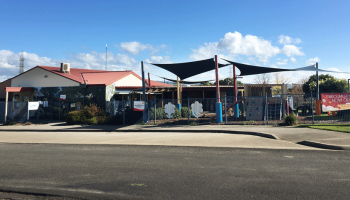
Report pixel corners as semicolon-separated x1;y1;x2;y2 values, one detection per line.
60;63;70;73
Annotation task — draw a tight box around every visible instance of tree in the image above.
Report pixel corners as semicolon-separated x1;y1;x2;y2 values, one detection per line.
219;78;244;85
254;74;272;84
289;77;308;95
200;81;214;86
272;72;291;94
302;74;348;94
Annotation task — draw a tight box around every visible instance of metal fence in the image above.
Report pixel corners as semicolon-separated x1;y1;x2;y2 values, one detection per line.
2;93;350;125
144;93;350;125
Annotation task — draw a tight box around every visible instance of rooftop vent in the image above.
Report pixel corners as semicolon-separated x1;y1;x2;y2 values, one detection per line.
60;63;70;73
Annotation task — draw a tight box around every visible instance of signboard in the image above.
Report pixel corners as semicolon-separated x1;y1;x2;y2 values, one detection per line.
321;93;350;111
134;101;145;111
27;101;40;120
28;102;40;110
60;95;66;100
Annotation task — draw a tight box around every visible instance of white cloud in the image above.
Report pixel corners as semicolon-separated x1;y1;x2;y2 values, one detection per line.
145;55;172;64
217;32;280;62
276;59;288;65
189;42;220;60
0;50;141;82
305;57;320;65
190;31;304;63
281;45;304;57
290;57;296;63
278;35;301;45
118;41;167;55
119;41;152;55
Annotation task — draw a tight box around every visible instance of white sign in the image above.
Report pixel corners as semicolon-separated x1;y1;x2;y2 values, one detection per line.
191;101;203;118
28;102;40;110
164;102;175;118
134;101;145;111
60;95;66;100
27;101;40;120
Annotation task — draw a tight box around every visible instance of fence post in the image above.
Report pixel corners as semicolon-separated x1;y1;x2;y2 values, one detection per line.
59;98;60;120
154;98;156;124
188;97;190;125
225;95;227;124
266;93;268;125
122;100;125;125
311;91;314;124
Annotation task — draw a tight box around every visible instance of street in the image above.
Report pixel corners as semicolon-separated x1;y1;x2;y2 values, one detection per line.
0;143;349;199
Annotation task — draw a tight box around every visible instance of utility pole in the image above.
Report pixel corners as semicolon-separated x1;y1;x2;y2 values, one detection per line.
19;51;25;74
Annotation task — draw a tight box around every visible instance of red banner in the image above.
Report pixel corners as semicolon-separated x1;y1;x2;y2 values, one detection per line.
321;93;350;111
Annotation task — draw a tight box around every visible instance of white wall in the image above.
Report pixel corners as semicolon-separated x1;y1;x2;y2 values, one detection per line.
11;67;80;87
114;74;143;86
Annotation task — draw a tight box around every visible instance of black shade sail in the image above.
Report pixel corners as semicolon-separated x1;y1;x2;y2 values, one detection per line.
150;58;229;80
159;76;215;84
221;58;292;76
222;58;350;76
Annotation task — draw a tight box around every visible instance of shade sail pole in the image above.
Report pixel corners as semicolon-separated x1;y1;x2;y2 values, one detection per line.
148;73;152;100
233;65;237;102
177;76;180;104
215;55;220;103
316;62;319;100
141;61;147;122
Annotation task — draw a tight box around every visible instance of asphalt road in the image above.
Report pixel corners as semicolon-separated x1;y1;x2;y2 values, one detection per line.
0;144;349;200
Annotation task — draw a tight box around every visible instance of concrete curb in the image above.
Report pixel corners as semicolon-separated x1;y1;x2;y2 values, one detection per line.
296;141;346;151
0;128;278;139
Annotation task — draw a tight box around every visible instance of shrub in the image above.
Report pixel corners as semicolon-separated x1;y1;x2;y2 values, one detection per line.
285;112;297;125
181;107;192;118
172;108;181;119
66;111;82;125
66;104;109;125
190;122;198;126
150;107;167;120
24;122;32;126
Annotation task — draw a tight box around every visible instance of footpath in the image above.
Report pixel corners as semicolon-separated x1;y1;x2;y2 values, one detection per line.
0;123;349;150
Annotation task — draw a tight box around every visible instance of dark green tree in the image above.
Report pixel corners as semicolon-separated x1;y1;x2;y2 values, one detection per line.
302;74;347;94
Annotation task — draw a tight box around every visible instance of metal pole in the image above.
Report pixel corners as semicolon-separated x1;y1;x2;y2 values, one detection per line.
311;91;314;124
316;63;319;100
105;44;107;71
215;55;220;103
154;98;156;124
233;65;237;102
122;100;125;125
188;97;190;125
4;91;8;123
266;93;268;125
59;98;60;120
225;95;227;124
348;79;350;93
141;61;147;122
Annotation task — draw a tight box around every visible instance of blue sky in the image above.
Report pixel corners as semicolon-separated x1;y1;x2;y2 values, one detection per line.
1;0;349;83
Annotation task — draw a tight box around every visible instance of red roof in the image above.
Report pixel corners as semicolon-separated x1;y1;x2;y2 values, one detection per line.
37;66;172;87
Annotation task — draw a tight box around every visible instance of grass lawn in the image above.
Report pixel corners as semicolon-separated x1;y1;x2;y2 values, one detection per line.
296;124;350;133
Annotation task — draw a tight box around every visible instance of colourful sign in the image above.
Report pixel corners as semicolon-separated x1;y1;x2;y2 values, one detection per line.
134;101;145;111
321;93;350;111
60;95;66;100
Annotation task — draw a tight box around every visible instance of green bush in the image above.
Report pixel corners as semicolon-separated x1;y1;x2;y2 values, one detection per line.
150;107;167;120
285;112;297;125
181;107;192;118
172;108;181;119
66;111;82;125
66;104;109;125
190;122;197;126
